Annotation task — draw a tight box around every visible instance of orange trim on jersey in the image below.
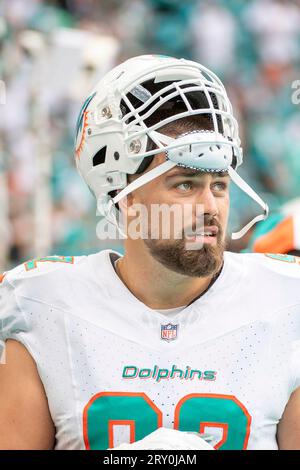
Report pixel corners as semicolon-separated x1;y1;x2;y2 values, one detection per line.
82;391;163;450
108;420;135;448
174;393;252;450
0;273;6;283
199;422;228;450
75;111;89;160
253;216;294;253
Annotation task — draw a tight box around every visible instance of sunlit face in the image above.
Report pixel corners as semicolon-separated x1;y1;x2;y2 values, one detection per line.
126;152;230;277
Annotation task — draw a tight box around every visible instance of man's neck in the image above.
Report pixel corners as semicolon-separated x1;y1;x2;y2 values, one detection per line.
115;243;219;310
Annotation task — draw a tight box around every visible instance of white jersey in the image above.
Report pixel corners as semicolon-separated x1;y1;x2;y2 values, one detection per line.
1;250;300;450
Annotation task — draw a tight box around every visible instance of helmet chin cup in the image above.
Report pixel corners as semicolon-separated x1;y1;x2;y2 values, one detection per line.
165;131;234;171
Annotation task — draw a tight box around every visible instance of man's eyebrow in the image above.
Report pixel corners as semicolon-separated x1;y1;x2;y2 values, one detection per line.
165;169;229;179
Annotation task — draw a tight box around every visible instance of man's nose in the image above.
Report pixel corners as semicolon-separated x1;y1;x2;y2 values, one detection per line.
196;185;218;217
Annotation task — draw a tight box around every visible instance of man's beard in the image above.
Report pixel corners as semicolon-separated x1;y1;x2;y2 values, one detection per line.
143;217;226;278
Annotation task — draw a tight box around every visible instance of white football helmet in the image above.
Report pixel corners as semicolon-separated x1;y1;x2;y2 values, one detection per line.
74;54;268;239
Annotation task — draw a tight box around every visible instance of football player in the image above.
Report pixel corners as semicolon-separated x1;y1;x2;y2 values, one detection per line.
1;55;300;450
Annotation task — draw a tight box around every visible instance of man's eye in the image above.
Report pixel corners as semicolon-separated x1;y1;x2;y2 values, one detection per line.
175;182;193;192
213;182;227;191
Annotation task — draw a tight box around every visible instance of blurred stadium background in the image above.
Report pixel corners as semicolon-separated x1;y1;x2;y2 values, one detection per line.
1;0;300;270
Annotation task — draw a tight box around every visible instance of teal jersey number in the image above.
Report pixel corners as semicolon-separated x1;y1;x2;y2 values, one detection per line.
83;392;251;450
83;392;162;449
174;393;251;450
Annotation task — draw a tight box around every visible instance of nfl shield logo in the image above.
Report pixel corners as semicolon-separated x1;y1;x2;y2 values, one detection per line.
161;323;178;342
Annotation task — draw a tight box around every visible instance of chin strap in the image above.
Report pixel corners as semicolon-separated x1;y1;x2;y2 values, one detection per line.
105;160;177;239
228;167;269;239
113;159;177;204
106;162;268;241
97;194;127;239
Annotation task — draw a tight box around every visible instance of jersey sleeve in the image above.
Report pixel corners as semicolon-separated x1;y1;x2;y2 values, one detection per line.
0;272;30;360
0;255;78;359
0;255;76;357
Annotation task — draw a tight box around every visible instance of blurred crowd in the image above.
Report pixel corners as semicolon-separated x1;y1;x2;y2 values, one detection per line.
1;0;300;269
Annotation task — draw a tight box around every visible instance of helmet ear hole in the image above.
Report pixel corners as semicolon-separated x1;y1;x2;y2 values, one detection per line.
93;146;107;167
